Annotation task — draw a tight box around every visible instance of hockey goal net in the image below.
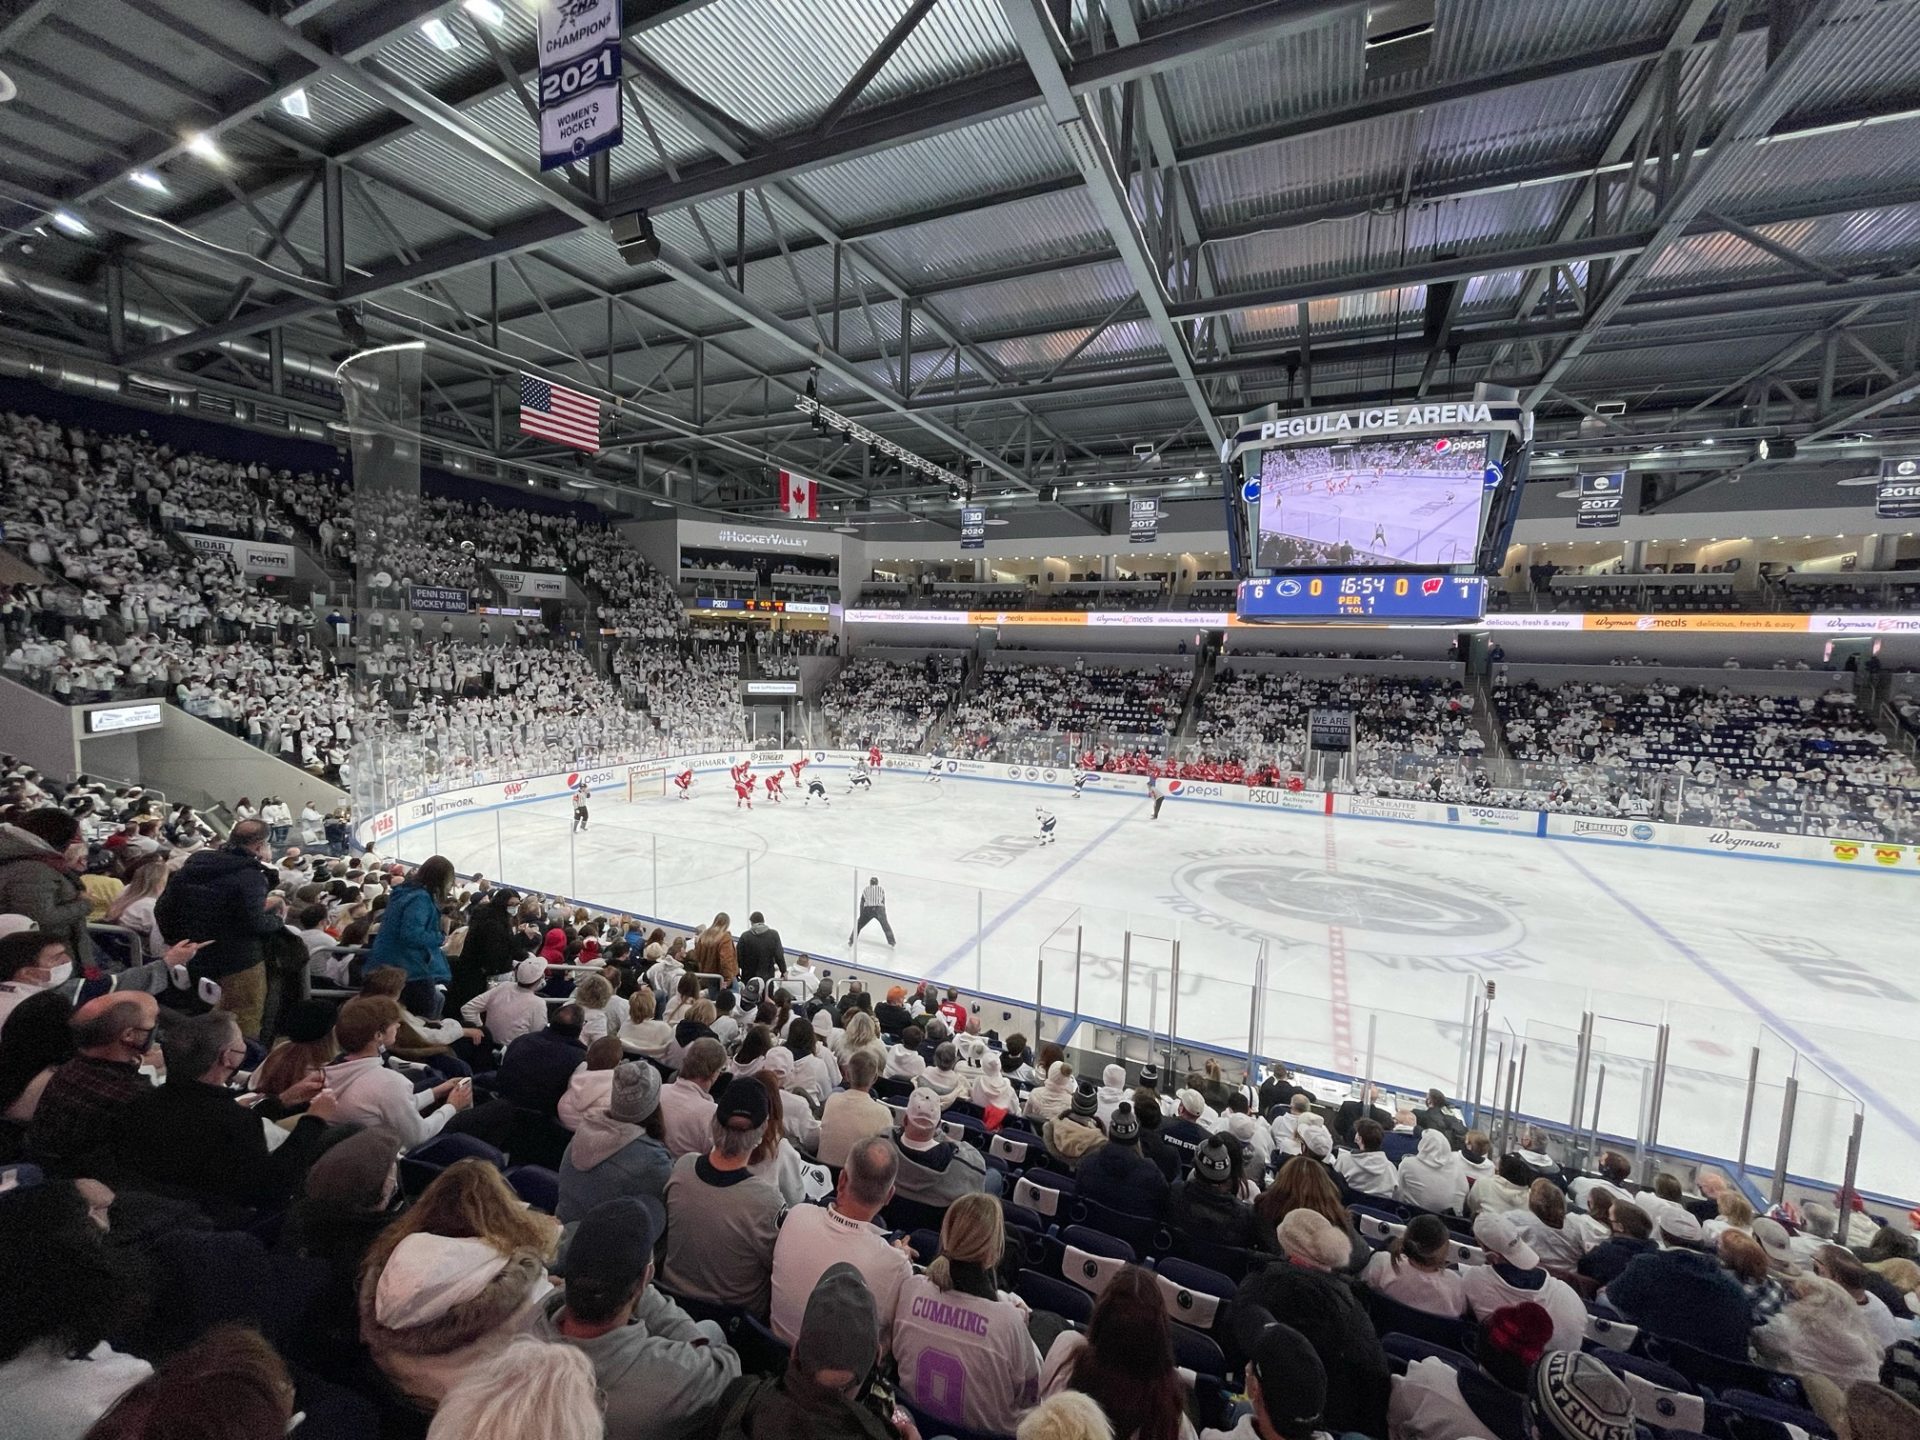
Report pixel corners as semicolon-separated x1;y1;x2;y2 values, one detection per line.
624;763;669;803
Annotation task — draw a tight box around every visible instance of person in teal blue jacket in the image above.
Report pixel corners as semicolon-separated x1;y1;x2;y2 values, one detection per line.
366;856;455;1014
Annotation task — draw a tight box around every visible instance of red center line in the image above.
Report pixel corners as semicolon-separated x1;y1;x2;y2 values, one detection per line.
1323;816;1354;1069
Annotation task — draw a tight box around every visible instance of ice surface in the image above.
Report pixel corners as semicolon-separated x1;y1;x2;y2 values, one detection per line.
403;770;1917;1196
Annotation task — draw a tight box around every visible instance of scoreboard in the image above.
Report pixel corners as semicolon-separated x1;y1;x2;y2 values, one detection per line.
1237;572;1485;623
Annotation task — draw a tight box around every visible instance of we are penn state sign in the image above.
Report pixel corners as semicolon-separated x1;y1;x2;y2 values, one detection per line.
1222;402;1532;464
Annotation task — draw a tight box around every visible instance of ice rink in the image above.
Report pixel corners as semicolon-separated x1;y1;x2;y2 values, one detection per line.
402;769;1917;1196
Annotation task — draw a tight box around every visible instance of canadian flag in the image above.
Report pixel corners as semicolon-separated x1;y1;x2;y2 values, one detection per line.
779;470;818;520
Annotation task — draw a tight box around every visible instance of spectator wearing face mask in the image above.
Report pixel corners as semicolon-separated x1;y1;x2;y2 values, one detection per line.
0;808;93;966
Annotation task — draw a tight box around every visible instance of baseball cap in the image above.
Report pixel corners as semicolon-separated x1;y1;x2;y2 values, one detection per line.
561;1195;665;1291
1298;1122;1333;1159
1175;1087;1206;1118
1235;1310;1327;1432
1658;1208;1706;1246
1474;1211;1541;1270
1751;1216;1798;1270
1108;1103;1140;1144
1192;1137;1234;1184
1531;1350;1635;1440
795;1262;879;1387
715;1078;769;1129
513;957;546;986
905;1087;942;1132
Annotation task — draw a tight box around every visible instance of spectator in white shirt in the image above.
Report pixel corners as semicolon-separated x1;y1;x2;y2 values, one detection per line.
320;995;476;1148
1362;1214;1467;1318
1461;1213;1590;1353
657;1037;724;1159
459;958;549;1048
1333;1119;1397;1200
1510;1180;1593;1274
617;988;672;1059
1395;1129;1468;1215
770;1135;912;1350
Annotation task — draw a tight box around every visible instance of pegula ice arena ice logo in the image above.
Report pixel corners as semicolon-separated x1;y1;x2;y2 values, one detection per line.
1166;853;1524;957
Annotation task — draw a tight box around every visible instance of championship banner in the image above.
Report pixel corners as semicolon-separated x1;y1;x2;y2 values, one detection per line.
1576;471;1625;528
960;506;985;551
180;533;296;577
1878;457;1920;520
409;585;470;614
536;0;623;171
1129;497;1159;545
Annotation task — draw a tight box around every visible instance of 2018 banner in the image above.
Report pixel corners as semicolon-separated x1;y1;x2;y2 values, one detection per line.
1878;457;1920;520
536;0;623;170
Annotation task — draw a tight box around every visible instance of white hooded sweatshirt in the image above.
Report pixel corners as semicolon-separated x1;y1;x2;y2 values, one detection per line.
365;1233;552;1405
1396;1129;1469;1214
970;1053;1021;1116
1094;1064;1129;1126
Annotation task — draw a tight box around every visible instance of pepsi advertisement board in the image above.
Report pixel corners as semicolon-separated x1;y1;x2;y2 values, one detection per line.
1237;573;1485;622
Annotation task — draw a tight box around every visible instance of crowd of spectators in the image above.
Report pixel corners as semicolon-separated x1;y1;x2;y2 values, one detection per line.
950;661;1190;761
4;771;1913;1440
822;655;965;752
612;637;748;747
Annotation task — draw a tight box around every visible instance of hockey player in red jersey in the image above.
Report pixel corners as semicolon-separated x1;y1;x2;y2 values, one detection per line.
733;777;754;809
790;755;810;784
763;771;785;803
674;769;694;800
867;744;883;770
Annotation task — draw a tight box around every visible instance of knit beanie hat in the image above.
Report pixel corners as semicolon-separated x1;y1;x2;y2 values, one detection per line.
1530;1350;1635;1440
1071;1080;1098;1118
282;998;336;1045
1137;1063;1160;1091
1102;1064;1125;1089
1108;1104;1140;1144
302;1126;401;1211
608;1061;661;1125
1193;1137;1234;1184
1237;1309;1328;1433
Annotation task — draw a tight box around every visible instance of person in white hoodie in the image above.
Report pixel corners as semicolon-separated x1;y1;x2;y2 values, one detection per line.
969;1052;1021;1116
883;1024;927;1081
557;1037;625;1132
323;995;477;1148
460;957;550;1049
1333;1119;1398;1200
1396;1129;1469;1215
358;1158;559;1407
1024;1062;1077;1124
1093;1064;1130;1127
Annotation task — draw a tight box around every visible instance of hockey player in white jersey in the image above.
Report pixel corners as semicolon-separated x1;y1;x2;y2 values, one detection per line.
926;755;944;786
1034;806;1058;846
847;760;874;793
1071;772;1092;799
804;775;831;807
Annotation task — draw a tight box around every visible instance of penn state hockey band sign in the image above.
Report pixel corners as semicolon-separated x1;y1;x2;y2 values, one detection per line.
538;0;624;170
1221;402;1533;464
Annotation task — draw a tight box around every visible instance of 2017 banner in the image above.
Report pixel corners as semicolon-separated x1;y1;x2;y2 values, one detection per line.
1576;471;1625;528
1129;498;1159;545
537;0;623;171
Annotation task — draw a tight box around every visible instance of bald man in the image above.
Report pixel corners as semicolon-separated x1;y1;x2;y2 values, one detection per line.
28;991;160;1175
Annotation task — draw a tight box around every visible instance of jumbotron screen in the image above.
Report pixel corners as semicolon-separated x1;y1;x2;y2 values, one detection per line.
1254;433;1490;570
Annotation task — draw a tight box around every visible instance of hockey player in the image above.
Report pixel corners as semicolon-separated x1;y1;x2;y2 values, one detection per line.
847;760;873;793
733;775;755;810
790;754;810;785
867;744;883;771
673;768;694;800
1147;775;1165;820
1034;806;1058;846
572;784;590;832
926;754;944;786
763;770;785;804
1071;772;1092;800
804;775;830;807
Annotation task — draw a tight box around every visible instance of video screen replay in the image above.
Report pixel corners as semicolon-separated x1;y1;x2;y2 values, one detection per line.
1254;433;1489;570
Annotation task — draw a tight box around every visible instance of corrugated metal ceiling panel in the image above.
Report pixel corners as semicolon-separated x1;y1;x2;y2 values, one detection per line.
855;189;1109;285
1157;9;1366;149
933;261;1137;335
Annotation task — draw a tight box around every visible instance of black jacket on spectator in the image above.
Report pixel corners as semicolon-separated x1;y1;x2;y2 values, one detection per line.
156;844;282;980
1333;1098;1392;1145
116;1077;329;1210
1605;1247;1753;1359
1413;1105;1467;1149
1578;1234;1660;1289
1138;1127;1184;1184
1260;1077;1314;1119
1234;1265;1390;1438
735;923;785;983
1167;1180;1258;1249
452;896;526;1008
874;1001;915;1036
1075;1141;1171;1218
494;1028;586;1116
1158;1115;1210;1170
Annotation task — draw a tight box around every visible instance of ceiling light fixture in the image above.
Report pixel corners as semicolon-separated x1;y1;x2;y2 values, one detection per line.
463;0;506;24
184;131;223;163
421;16;460;50
128;169;167;194
50;210;90;236
281;88;311;121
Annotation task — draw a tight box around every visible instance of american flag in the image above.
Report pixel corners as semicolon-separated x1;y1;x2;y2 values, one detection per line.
518;373;600;452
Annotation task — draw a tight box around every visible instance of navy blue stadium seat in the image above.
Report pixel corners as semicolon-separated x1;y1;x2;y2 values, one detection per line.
1365;1290;1474;1352
1069;1193;1168;1255
398;1132;506;1197
1016;1269;1094;1324
503;1164;559;1213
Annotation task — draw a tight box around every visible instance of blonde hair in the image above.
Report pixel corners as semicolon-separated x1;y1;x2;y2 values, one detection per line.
1528;1178;1568;1230
627;988;656;1023
1716;1192;1755;1229
688;999;717;1026
928;1193;1004;1290
362;1159;558;1287
749;1071;786;1165
1871;1258;1920;1294
573;973;613;1010
1016;1391;1115;1440
841;1011;880;1050
427;1336;600;1440
104;857;169;922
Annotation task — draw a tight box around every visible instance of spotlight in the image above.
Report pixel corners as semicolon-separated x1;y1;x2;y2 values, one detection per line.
609;209;660;266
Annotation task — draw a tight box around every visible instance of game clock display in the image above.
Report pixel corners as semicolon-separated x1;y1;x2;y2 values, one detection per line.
1237;572;1486;622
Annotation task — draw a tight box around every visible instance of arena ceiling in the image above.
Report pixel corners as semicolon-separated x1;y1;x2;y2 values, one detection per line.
4;0;1920;521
